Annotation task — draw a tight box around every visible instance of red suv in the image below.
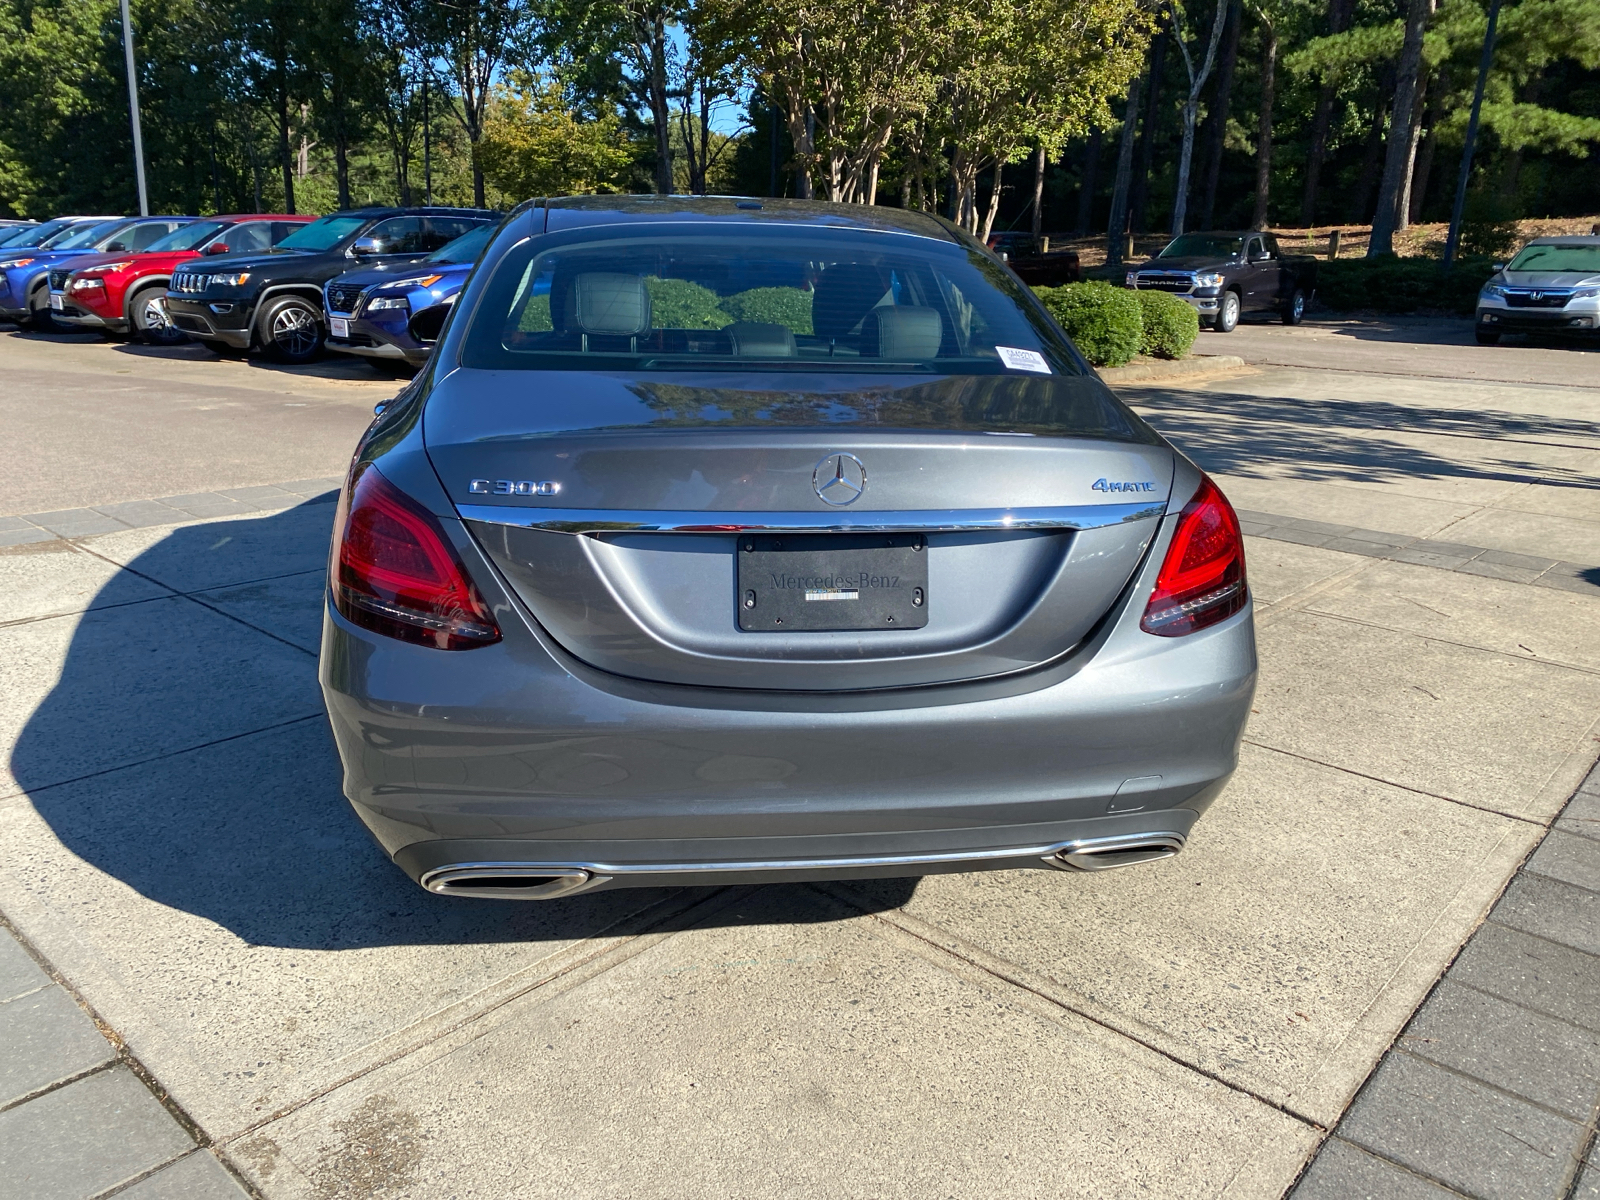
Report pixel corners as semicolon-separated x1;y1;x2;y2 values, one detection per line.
52;214;312;343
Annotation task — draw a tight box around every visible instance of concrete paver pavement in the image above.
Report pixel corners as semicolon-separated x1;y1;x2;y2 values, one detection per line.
1293;770;1600;1199
0;326;1598;1196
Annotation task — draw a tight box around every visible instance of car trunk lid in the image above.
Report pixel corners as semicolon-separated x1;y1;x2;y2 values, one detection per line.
426;369;1173;691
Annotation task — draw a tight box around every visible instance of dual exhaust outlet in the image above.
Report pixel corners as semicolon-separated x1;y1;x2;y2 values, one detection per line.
419;832;1186;901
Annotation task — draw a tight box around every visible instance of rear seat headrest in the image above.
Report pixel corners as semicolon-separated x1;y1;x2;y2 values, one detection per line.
863;307;943;359
564;273;651;336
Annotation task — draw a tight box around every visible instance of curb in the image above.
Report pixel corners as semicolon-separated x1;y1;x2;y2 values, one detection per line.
1099;355;1249;385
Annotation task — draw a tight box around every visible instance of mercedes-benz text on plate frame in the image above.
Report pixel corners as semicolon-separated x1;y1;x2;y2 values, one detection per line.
318;196;1257;901
814;452;867;506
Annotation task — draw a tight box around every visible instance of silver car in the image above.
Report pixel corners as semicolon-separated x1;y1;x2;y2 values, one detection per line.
1476;235;1600;343
319;197;1256;900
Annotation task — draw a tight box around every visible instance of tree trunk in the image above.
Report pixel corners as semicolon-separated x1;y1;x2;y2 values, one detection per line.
1075;129;1101;234
1300;0;1355;225
1251;19;1277;230
1106;76;1143;265
1171;0;1230;236
1130;34;1165;234
1199;0;1242;229
649;15;672;195
275;67;294;215
1031;144;1045;241
980;159;1004;240
794;108;815;199
1352;68;1391;222
1410;121;1437;223
1395;69;1430;231
1368;0;1435;254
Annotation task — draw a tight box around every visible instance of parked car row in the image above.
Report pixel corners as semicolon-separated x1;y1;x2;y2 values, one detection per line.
0;205;501;370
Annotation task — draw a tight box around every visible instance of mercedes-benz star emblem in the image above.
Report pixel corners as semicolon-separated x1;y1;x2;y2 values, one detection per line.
813;452;867;506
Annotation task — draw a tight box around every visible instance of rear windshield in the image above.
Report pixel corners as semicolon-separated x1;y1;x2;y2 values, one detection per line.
56;220;125;250
4;220;73;248
276;215;367;252
1159;234;1244;258
462;225;1083;376
1506;244;1600;273
146;220;229;252
428;224;494;264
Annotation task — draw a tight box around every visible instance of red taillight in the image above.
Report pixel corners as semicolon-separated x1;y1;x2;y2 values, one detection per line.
1140;475;1248;637
331;465;501;650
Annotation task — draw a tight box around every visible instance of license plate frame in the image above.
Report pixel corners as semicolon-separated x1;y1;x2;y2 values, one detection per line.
737;533;928;632
330;316;349;338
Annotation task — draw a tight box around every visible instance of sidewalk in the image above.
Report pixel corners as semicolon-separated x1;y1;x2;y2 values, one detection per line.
1293;769;1600;1199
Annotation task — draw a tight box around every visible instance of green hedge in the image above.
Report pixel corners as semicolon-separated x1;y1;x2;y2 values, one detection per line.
1315;255;1498;315
645;277;731;329
1034;281;1143;367
1134;290;1199;359
722;287;814;334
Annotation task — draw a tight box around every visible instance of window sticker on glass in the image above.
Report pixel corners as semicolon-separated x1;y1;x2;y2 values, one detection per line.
996;346;1051;374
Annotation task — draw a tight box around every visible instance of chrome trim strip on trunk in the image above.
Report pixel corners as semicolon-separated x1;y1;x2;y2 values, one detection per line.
457;501;1167;535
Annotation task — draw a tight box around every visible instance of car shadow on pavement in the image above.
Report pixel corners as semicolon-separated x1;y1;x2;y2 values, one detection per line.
9;503;918;952
1129;387;1600;491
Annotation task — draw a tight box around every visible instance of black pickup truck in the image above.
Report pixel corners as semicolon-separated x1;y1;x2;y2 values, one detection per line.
1126;231;1317;332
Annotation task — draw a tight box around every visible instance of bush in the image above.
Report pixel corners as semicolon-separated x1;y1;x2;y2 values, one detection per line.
1134;290;1199;359
1034;281;1142;367
645;277;730;329
722;287;814;334
1315;255;1497;315
1459;190;1521;260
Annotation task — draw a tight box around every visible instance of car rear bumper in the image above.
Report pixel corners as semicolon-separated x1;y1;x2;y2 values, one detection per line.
320;518;1257;894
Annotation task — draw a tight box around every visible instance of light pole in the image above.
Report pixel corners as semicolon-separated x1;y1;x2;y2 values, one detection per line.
119;0;149;215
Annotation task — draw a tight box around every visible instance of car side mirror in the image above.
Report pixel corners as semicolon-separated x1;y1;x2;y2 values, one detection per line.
351;236;383;257
105;240;130;253
408;301;453;346
204;242;229;255
1492;262;1505;272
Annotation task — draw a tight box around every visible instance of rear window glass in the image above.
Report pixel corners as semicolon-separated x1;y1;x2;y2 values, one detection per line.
276;215;367;252
462;226;1083;376
1506;244;1600;273
428;223;494;264
148;221;228;252
56;221;124;250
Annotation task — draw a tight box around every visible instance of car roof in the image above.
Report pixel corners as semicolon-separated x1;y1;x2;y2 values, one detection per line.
538;195;960;243
1521;236;1600;246
210;213;314;221
330;206;501;218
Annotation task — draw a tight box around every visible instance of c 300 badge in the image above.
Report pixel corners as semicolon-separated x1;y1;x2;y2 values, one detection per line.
469;479;560;497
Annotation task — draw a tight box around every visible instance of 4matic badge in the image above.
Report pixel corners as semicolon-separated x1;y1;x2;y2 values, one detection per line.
1091;478;1158;493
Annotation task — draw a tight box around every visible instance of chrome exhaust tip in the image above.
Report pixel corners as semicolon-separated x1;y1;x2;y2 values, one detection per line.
1048;833;1185;872
420;864;604;900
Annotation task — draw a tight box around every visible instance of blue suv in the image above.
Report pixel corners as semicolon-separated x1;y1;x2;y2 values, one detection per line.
0;216;193;330
323;223;495;367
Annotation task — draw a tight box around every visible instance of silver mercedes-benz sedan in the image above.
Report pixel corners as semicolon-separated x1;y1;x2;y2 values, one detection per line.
319;197;1256;900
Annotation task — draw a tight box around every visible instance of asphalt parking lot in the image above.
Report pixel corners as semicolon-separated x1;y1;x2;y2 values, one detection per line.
0;319;1597;1199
